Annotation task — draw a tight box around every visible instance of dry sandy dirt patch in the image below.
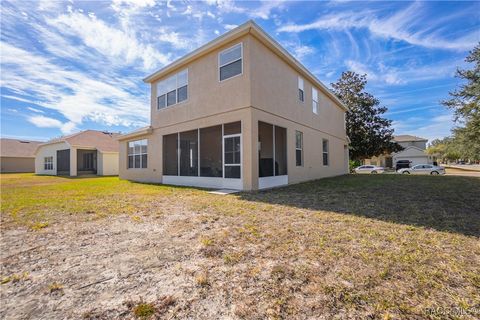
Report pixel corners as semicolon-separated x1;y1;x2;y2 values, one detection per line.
1;174;479;319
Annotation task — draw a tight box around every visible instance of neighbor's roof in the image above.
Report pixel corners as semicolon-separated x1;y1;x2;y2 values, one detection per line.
394;135;428;142
1;138;43;158
143;20;348;112
39;130;120;153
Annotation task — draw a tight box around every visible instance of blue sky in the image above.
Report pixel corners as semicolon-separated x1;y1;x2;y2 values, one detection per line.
1;0;479;143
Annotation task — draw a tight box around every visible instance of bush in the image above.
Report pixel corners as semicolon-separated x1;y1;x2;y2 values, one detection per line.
349;160;361;173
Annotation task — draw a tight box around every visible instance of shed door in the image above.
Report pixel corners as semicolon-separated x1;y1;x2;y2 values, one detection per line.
57;149;70;175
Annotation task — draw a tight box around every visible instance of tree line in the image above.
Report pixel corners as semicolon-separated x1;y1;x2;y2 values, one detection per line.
331;43;479;164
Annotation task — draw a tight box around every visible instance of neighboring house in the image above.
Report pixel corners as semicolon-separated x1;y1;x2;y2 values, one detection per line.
35;130;120;176
1;138;43;173
365;135;433;168
118;21;349;191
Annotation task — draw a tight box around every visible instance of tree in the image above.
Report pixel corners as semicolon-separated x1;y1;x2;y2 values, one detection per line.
331;71;402;161
442;43;480;160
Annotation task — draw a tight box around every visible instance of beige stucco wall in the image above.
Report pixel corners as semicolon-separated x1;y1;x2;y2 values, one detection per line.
98;152;119;176
1;157;35;173
120;34;348;190
249;35;347;140
35;142;70;175
252;109;348;189
150;35;252;130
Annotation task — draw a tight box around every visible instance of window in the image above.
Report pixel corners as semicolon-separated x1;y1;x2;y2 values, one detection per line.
157;69;188;110
219;43;242;81
322;139;329;166
128;139;147;169
312;88;318;114
82;153;94;170
298;77;304;102
44;156;53;170
295;131;303;166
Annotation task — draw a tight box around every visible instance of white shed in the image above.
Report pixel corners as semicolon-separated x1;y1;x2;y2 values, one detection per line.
35;130;119;176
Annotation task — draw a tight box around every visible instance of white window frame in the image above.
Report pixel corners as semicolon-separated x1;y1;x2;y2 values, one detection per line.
44;156;53;170
218;43;243;82
322;139;329;166
128;139;148;169
298;77;304;102
156;69;188;110
295;131;303;167
222;132;242;179
312;87;318;114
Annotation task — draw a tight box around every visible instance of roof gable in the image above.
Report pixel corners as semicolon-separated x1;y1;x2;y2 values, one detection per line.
39;130;120;153
1;139;43;158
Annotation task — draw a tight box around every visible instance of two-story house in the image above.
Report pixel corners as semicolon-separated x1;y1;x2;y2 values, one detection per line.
364;135;431;168
118;21;349;191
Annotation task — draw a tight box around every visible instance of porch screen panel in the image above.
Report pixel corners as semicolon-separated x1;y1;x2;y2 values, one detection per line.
274;126;287;176
258;121;274;177
224;121;241;135
163;133;178;175
180;130;198;176
199;125;222;177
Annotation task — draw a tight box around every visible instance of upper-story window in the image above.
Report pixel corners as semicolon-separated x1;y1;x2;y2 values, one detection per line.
219;43;242;81
312;88;318;114
157;69;188;110
298;77;304;102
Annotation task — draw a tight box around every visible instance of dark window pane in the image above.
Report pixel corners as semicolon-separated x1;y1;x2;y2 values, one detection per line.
134;155;141;168
163;133;178;175
167;90;176;106
220;59;242;81
128;155;134;169
225;152;233;164
258;121;274;177
234;136;240;152
323;153;329;166
157;95;166;109
224;121;241;135
233;151;241;164
200;125;222;177
141;154;148;168
180;130;198;176
141;143;147;154
177;85;187;103
299;89;304;101
296;150;302;166
225;137;233;152
225;166;240;178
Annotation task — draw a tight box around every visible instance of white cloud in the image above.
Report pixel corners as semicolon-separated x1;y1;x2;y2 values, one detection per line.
392;113;455;141
223;24;238;31
345;60;404;85
278;3;478;51
1;42;149;132
47;11;170;71
249;1;286;20
27;107;45;114
28;115;76;134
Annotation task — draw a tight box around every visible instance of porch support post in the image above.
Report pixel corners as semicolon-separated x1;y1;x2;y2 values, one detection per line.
70;147;77;177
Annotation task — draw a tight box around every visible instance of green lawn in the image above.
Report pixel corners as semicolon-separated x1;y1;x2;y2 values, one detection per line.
1;173;479;319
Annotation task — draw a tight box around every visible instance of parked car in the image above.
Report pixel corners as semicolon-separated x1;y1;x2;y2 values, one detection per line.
395;160;412;171
354;165;385;174
397;164;445;175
